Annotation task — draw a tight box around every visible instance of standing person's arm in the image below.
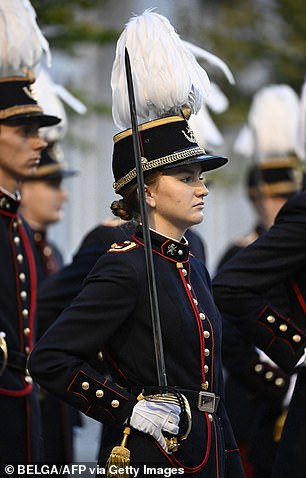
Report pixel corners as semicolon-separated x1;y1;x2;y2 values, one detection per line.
36;223;134;338
213;192;306;372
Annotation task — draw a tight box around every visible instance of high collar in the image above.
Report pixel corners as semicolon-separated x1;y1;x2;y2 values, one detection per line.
0;188;20;214
133;224;190;262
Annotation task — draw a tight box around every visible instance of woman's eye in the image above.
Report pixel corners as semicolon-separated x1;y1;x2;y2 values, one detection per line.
182;176;193;183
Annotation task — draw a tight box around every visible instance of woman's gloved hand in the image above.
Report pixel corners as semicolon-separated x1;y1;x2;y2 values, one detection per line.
129;399;180;452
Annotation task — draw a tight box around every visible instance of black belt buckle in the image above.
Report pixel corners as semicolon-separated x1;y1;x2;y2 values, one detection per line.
198;391;216;413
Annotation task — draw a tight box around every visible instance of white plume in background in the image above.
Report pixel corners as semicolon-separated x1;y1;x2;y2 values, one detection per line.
111;9;211;130
188;83;230;149
296;78;306;161
34;70;67;143
34;69;87;143
205;82;229;114
53;84;87;116
0;0;51;77
183;42;235;150
234;84;300;160
189;104;224;149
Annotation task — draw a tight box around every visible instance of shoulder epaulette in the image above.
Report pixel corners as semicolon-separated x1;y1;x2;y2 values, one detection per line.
108;241;138;253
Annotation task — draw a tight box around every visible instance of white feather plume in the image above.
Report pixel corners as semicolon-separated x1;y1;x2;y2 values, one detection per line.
183;40;235;86
111;9;211;130
33;69;67;143
234;84;300;160
53;84;87;115
205;82;229;114
33;69;87;142
189;104;224;149
0;0;50;77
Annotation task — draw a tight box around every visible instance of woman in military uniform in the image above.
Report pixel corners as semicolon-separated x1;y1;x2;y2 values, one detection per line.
29;114;245;477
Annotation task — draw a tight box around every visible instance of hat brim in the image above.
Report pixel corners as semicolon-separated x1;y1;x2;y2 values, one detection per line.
159;154;228;172
24;170;78;182
2;112;61;127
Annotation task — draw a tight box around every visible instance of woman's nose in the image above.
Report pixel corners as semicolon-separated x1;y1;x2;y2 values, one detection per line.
197;183;209;196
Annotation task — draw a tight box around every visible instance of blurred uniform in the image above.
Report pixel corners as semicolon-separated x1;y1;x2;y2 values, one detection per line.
213;191;306;478
0;76;60;463
216;163;299;478
20;144;78;463
215;84;303;478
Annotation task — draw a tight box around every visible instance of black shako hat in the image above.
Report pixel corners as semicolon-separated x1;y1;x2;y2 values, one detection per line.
0;76;61;127
112;116;228;194
247;156;300;199
23;144;78;182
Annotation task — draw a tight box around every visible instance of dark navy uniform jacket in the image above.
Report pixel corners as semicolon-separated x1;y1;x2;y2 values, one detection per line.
29;226;244;478
216;225;290;476
213;191;306;478
35;222;206;339
0;190;41;463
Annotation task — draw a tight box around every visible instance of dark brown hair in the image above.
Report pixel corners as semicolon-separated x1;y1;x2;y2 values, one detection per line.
110;170;161;222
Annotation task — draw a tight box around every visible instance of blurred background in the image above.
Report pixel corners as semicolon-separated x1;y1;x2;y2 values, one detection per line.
30;0;306;464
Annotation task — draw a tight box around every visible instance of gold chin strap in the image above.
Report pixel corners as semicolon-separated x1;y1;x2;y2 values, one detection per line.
0;332;8;376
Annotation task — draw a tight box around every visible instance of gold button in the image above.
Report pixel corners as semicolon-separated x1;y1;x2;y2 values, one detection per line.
204;365;209;373
187;284;192;290
293;334;301;343
25;346;30;355
22;309;29;319
203;330;210;339
208;413;213;422
199;313;206;320
111;400;119;408
275;377;285;387
14;236;21;246
17;254;24;264
182;269;187;277
20;290;27;301
279;324;288;332
97;351;103;361
19;273;26;282
81;382;89;390
254;363;263;373
43;246;52;257
265;371;274;381
24;328;30;336
34;232;42;242
193;298;198;305
25;376;33;384
96;390;104;398
204;348;210;357
267;315;276;323
202;381;209;390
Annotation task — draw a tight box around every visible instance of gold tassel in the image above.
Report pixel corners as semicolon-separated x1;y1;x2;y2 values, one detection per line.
106;426;131;478
273;409;288;442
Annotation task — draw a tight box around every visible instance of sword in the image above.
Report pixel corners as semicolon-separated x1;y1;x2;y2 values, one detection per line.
124;47;167;388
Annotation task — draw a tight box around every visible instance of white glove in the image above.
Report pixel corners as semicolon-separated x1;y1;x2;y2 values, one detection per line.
129;399;180;452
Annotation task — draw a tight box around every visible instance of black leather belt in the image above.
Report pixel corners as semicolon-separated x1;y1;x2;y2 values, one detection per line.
133;386;220;413
0;349;27;373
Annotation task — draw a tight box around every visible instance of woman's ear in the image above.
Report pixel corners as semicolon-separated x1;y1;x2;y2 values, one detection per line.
144;185;156;208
